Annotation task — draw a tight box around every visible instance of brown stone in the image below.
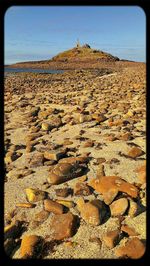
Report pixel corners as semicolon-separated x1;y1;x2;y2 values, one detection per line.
120;132;133;141
136;164;146;184
121;224;139;236
127;147;144;158
83;140;94;148
50;212;77;240
110;198;128;217
128;199;138;217
44;199;64;214
103;229;120;248
44;150;66;161
89;176;138;198
48;162;83;185
29;152;44;167
25;188;47;202
77;198;106;225
55;187;72;197
20;235;44;259
34;210;50;222
102;188;118;205
59;156;88;164
115;237;145;259
96;164;105;177
74;182;92;196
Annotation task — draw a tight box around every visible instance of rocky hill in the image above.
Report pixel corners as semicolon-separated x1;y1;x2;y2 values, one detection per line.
8;44;120;70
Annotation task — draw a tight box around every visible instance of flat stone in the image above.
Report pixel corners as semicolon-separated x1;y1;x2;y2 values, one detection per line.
44;199;64;214
48;162;83;185
29;152;44;167
127;147;144;158
34;210;50;222
89;176;138;198
41;122;50;131
20;235;44;259
136;163;146;184
83;140;94;148
56;199;75;208
115;237;145;259
59;156;88;164
44;150;66;161
121;224;139;236
110;198;128;217
103;229;120;248
128;199;138;217
96;164;105;177
25;188;47;202
55;187;72;197
74;182;92;196
77;198;106;225
102;188;118;205
50;212;77;240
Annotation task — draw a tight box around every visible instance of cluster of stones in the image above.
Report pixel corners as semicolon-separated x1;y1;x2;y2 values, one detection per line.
4;63;146;259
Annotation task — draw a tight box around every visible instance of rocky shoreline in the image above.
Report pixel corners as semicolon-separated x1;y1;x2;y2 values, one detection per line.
4;63;146;259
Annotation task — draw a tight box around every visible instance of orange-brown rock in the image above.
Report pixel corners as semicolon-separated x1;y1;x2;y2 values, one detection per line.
48;161;83;184
55;187;72;197
44;150;66;161
127;147;143;158
102;188;118;205
20;235;44;258
110;198;128;217
76;198;106;225
50;212;77;240
88;176;138;198
136;163;146;184
121;224;139;236
34;210;50;222
58;156;88;164
103;229;120;248
74;182;92;196
44;199;64;214
128;199;138;217
115;237;145;258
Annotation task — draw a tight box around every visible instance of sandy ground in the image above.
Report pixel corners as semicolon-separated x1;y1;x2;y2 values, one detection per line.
4;65;146;259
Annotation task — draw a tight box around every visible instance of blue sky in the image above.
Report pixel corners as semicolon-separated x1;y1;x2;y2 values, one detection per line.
4;6;146;64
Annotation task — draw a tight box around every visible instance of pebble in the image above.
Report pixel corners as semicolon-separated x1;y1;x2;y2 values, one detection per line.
121;224;139;236
127;146;144;158
74;182;92;196
44;199;64;214
76;198;106;225
34;210;50;222
115;237;145;259
102;188;118;205
20;235;44;259
128;199;138;217
103;229;120;248
25;188;47;202
44;150;66;161
41;122;50;131
55;187;72;197
50;212;77;240
56;199;75;208
29;152;44;167
110;198;128;217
